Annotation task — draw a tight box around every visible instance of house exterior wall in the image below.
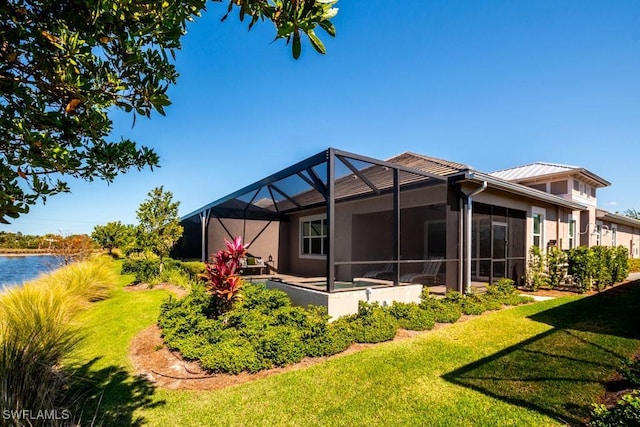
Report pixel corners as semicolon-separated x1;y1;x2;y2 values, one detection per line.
595;221;640;258
470;187;573;253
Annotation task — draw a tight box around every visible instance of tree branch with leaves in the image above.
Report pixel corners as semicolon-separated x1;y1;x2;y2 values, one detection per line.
0;0;338;223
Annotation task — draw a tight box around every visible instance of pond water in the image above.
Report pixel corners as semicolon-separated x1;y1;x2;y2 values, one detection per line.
0;255;63;289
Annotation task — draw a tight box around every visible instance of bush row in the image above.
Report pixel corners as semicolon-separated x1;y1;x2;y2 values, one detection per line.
527;245;629;292
567;245;629;292
122;258;205;287
158;278;533;375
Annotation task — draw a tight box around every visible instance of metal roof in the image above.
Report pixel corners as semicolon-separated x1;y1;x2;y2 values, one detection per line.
596;209;640;228
181;148;446;221
489;162;610;187
181;149;599;222
452;170;588;210
386;152;470;176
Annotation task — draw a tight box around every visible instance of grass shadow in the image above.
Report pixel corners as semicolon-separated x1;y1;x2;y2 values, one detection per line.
443;281;640;425
70;358;165;426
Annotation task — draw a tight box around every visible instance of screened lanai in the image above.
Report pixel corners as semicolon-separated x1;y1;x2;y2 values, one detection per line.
175;148;461;293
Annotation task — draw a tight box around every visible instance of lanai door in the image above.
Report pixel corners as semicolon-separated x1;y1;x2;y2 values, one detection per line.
492;221;507;280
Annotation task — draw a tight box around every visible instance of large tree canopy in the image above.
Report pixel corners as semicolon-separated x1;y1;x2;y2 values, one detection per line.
0;0;338;223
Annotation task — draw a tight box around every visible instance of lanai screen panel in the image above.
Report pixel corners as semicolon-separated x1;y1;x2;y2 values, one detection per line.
471;202;526;284
178;149;452;290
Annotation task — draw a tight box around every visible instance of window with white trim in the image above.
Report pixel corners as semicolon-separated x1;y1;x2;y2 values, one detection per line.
300;215;327;257
568;216;576;249
611;225;617;247
595;222;602;246
532;207;545;250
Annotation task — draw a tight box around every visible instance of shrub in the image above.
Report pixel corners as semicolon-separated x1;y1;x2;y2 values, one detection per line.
500;294;535;306
350;302;397;343
304;313;354;357
620;358;640;389
255;326;306;367
159;283;360;374
387;302;435;331
443;290;464;304
484;278;533;306
589;391;640;427
241;283;291;313
178;261;207;280
591;246;613;291
490;278;517;296
526;245;548;291
419;297;462;323
150;267;196;288
460;296;486;315
547;247;568;289
199;337;267;374
122;258;161;283
630;258;640;273
477;294;503;311
612;246;630;283
568;246;595;292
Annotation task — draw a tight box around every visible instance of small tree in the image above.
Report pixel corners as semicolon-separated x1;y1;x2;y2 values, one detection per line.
50;233;95;265
0;0;339;223
623;208;640;220
91;221;132;255
136;186;183;263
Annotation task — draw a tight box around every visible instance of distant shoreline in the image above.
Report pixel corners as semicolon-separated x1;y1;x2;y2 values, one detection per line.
0;251;55;257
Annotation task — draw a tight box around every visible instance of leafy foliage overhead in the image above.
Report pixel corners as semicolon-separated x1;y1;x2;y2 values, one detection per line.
0;0;338;223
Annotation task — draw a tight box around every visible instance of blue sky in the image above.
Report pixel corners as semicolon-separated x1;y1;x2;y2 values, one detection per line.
5;0;640;235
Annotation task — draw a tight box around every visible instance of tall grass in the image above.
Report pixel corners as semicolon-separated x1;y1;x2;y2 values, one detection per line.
0;256;117;426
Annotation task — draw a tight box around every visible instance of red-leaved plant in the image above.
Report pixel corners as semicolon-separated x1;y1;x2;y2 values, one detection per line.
205;236;248;313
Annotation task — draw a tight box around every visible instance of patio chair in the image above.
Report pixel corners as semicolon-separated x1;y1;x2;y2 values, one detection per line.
399;258;443;284
362;263;394;279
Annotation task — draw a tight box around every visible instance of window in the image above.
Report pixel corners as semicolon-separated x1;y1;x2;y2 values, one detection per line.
568;217;576;249
595;222;602;246
300;215;327;257
532;207;545;250
612;225;617;247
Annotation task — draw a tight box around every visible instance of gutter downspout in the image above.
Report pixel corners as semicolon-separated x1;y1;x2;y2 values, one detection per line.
463;180;487;294
200;209;211;262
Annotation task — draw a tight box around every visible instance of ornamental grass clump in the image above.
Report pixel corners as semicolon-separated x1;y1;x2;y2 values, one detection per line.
0;256;117;426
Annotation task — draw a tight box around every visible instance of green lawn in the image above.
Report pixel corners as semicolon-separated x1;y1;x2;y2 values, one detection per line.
70;266;640;426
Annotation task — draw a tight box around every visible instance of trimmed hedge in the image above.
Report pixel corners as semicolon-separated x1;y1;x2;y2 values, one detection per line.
387;302;435;331
159;281;533;375
159;283;359;374
349;302;398;344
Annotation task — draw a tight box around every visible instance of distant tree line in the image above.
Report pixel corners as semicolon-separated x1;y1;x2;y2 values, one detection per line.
0;231;60;249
